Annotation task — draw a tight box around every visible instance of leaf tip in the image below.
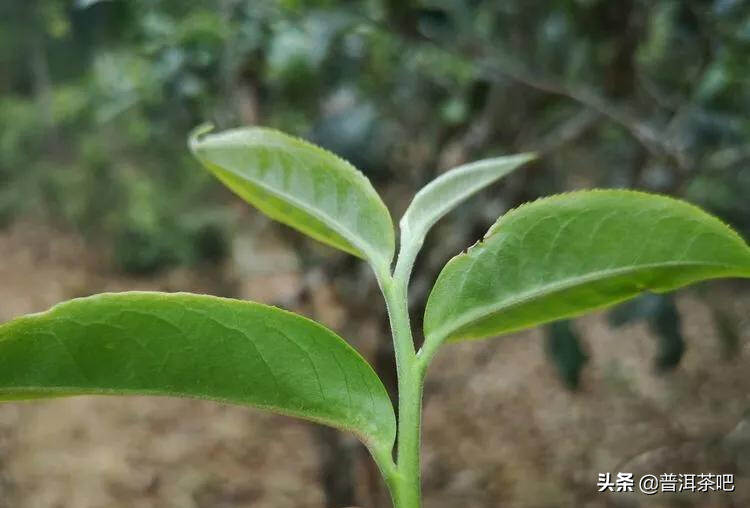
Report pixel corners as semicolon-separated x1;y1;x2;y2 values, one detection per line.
188;123;215;153
521;152;538;163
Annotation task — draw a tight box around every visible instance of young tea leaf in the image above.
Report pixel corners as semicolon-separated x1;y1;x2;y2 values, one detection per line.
399;154;534;254
189;125;395;274
423;190;750;353
0;292;396;453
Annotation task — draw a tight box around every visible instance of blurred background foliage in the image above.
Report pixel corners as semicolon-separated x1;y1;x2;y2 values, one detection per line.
1;1;750;505
3;0;750;267
3;0;749;373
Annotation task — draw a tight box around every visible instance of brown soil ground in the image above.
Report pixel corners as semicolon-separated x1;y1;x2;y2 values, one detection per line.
1;221;748;508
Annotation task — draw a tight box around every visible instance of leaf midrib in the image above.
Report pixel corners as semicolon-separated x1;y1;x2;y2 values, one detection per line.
427;260;749;344
0;291;398;451
194;131;393;268
211;160;388;268
400;156;530;240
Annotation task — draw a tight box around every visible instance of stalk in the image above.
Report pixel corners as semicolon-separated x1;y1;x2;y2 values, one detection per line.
376;236;428;508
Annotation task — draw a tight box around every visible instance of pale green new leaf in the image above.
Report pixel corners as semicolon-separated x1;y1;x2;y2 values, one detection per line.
0;292;396;453
189;125;395;273
399;154;535;251
423;190;750;352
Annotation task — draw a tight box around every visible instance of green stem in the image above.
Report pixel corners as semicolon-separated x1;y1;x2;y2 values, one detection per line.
368;442;401;504
393;365;424;508
381;275;422;507
376;237;429;508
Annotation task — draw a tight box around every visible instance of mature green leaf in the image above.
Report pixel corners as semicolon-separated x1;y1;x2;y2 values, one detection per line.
189;125;394;273
0;292;396;452
423;190;750;351
399;154;534;252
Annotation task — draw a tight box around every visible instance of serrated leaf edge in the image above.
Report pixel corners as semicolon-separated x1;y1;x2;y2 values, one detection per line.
425;189;750;344
189;125;395;270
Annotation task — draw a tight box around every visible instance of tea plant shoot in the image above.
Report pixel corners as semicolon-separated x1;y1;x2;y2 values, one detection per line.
1;125;749;507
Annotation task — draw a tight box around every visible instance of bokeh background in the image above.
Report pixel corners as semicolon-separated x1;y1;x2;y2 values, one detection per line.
1;1;750;507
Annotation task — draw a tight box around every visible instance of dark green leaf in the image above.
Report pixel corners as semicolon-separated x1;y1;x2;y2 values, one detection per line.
545;320;587;389
648;295;684;371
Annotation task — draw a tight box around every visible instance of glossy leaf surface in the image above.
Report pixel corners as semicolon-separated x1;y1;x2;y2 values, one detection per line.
424;190;750;349
400;154;534;250
190;125;394;272
0;292;396;452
